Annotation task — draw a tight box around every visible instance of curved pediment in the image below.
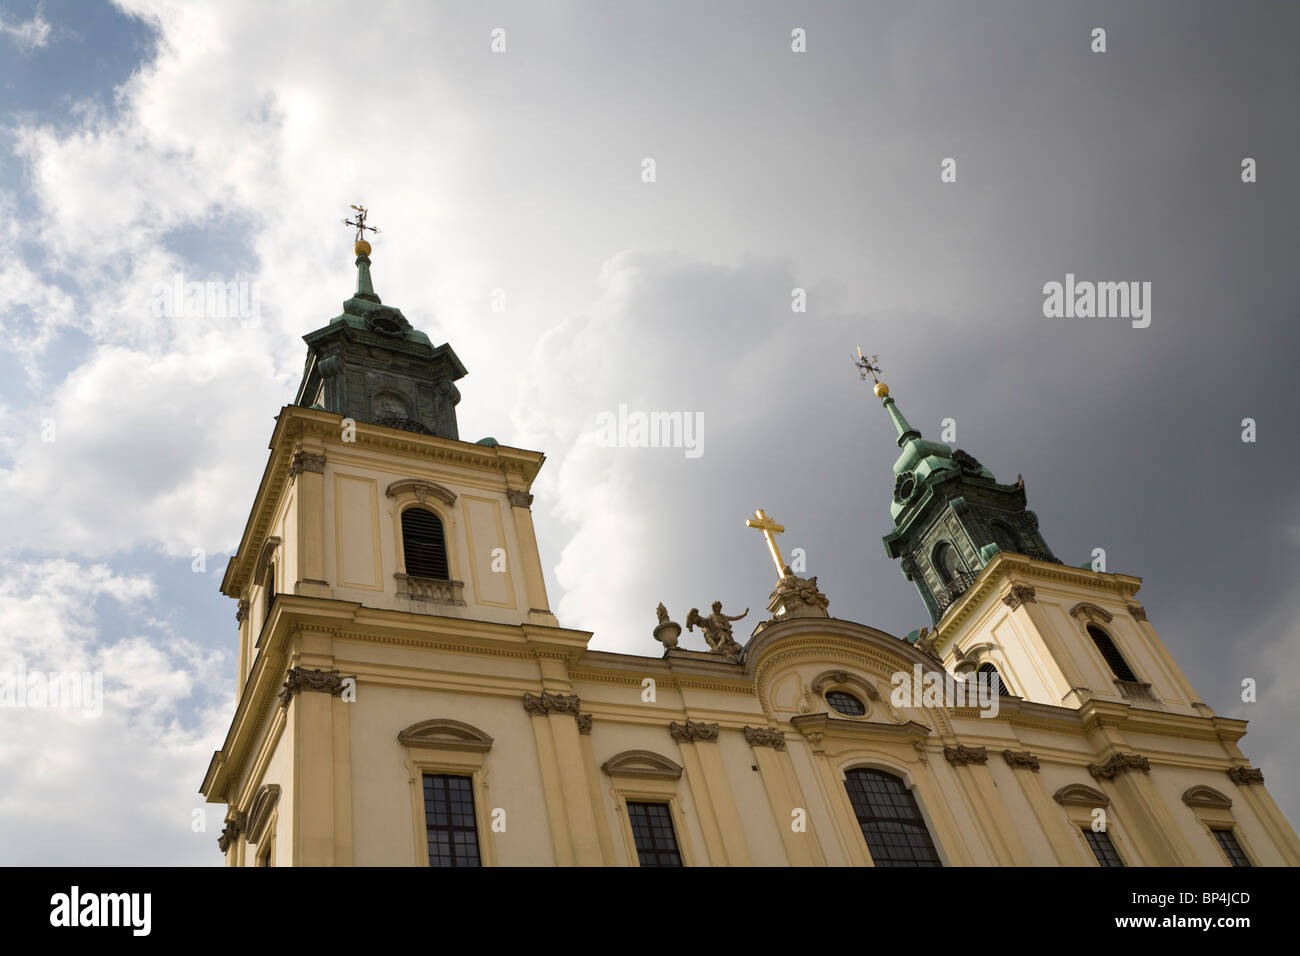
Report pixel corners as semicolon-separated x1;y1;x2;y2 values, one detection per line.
1182;785;1233;809
600;749;683;779
397;718;494;753
385;478;457;506
246;783;281;843
1053;783;1110;808
810;669;882;701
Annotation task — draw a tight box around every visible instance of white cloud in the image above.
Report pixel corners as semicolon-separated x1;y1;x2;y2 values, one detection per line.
0;8;51;52
0;558;228;865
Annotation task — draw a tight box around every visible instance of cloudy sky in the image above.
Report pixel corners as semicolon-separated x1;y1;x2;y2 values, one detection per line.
0;0;1296;865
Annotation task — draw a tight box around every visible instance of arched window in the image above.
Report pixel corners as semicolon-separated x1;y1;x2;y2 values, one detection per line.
976;661;1012;696
402;508;449;580
1086;625;1138;682
932;541;961;583
843;769;941;867
989;521;1022;555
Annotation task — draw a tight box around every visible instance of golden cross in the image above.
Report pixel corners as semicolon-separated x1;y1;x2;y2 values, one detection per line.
746;508;787;580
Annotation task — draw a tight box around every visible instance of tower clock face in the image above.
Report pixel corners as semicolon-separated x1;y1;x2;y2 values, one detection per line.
894;472;917;504
366;308;406;336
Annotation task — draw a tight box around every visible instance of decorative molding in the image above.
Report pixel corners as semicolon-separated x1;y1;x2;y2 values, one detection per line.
254;536;281;580
235;599;249;624
1001;584;1037;610
669;719;720;743
278;667;344;708
1069;602;1114;625
245;784;281;843
289;451;326;477
385;478;457;506
1181;785;1233;810
521;691;582;717
1089;752;1151;780
1053;783;1110;808
217;812;246;853
1114;679;1158;703
394;573;466;606
944;744;988;766
397;718;494;753
576;714;593;735
506;489;534;509
742;726;786;750
1002;749;1040;772
810;669;881;701
600;749;684;779
1227;766;1265;786
1127;604;1148;622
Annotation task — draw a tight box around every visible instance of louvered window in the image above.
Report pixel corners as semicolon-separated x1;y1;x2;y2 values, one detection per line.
1086;625;1138;682
402;508;449;580
977;662;1013;696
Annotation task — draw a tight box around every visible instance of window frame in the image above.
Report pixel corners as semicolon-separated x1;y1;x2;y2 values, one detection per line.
1084;623;1140;683
401;724;496;867
842;766;943;867
625;800;684;867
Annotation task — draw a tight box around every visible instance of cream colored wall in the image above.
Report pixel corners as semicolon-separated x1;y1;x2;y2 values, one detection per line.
318;448;536;626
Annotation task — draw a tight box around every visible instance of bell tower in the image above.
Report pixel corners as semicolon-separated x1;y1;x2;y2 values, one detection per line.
854;352;1060;625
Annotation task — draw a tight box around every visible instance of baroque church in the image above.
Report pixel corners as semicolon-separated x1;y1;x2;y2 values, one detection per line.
200;229;1300;867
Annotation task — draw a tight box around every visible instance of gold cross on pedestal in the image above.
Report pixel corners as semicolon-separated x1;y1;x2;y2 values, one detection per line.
746;509;787;581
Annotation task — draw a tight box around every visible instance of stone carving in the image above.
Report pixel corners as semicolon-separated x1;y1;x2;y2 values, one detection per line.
1088;752;1151;780
1002;749;1041;772
385;478;457;506
1069;602;1113;625
911;740;929;764
914;627;942;662
505;489;534;509
669;720;720;743
521;691;582;718
289;451;327;477
1128;604;1148;622
767;567;830;620
235;599;249;624
217;813;246;853
279;667;345;708
652;603;682;650
1001;584;1037;610
953;449;983;472
743;726;786;750
686;601;748;661
576;714;593;735
1227;766;1265;786
944;744;988;766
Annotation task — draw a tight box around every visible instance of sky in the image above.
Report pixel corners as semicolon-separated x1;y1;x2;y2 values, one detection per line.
0;0;1296;865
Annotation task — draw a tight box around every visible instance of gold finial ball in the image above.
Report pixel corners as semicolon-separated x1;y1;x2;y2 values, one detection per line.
354;239;372;257
873;382;890;398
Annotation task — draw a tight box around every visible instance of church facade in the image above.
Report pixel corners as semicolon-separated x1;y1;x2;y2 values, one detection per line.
200;237;1300;867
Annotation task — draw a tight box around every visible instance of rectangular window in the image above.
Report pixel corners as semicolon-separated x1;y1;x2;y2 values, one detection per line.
1082;827;1124;867
423;773;480;867
1211;828;1252;867
626;801;682;867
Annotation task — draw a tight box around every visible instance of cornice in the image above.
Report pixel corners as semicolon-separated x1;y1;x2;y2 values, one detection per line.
221;405;547;598
933;552;1143;651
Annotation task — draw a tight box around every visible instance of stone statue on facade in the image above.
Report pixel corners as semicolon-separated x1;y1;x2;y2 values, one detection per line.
686;601;748;660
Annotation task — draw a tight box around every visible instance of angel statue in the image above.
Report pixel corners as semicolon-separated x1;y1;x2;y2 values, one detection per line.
685;601;749;659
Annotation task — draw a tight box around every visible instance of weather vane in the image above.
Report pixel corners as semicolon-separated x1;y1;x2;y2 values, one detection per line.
342;204;381;243
854;347;882;383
